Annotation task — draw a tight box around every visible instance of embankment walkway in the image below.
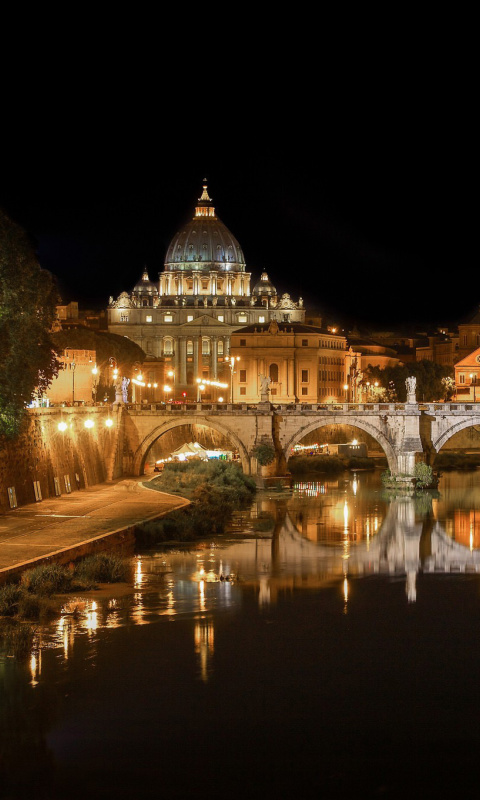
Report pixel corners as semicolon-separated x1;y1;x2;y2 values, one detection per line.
0;477;189;584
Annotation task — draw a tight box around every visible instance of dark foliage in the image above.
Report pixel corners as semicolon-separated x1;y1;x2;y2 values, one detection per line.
0;209;59;437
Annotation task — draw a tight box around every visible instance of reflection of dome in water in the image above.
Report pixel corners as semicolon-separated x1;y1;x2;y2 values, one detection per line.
252;271;277;297
165;183;246;272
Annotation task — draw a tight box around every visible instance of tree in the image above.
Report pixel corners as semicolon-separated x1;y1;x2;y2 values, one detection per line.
364;361;454;403
0;210;59;437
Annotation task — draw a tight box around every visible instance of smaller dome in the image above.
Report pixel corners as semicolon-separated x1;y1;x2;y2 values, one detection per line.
252;271;277;297
133;269;158;296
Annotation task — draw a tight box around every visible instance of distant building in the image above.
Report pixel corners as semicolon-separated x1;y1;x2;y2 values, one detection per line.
107;183;305;400
45;348;97;405
229;319;347;403
457;307;480;362
454;347;480;402
415;329;459;367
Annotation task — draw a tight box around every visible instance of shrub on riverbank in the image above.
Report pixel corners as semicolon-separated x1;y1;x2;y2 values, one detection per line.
21;563;73;595
0;583;23;616
136;460;257;546
150;459;256;500
74;553;129;584
0;620;35;657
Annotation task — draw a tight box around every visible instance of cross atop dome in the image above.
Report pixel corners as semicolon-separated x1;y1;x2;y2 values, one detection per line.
195;180;215;217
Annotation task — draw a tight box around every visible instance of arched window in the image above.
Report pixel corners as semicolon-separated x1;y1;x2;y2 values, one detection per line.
269;363;279;382
218;339;224;355
163;337;173;355
187;339;194;355
202;337;210;355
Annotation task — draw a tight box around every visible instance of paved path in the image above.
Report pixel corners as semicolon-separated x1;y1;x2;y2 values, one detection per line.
0;477;188;580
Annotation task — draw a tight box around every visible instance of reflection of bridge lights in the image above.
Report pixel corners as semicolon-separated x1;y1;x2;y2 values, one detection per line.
135;557;143;588
30;652;40;685
86;602;98;632
294;481;325;497
194;618;215;682
343;499;349;528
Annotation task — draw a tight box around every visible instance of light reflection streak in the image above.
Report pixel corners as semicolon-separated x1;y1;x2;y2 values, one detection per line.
194;617;215;682
134;557;143;588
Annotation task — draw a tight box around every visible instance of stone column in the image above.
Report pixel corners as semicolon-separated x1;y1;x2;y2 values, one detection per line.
180;337;187;385
212;337;218;379
193;337;199;380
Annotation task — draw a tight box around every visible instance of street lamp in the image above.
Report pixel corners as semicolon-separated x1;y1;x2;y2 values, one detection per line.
470;373;477;402
91;364;99;404
163;384;172;403
131;361;145;403
225;355;240;403
197;382;206;402
71;361;76;404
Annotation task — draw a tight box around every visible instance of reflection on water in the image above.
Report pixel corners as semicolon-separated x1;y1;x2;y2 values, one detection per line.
3;469;480;798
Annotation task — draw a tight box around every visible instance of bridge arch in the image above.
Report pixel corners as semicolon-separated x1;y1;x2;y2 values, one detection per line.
132;415;252;476
432;416;480;455
283;416;397;472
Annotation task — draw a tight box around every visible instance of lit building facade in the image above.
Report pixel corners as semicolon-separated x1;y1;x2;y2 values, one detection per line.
229;319;347;403
108;184;305;400
454;347;480;401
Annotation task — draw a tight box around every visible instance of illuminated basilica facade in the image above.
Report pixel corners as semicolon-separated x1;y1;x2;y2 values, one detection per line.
108;183;307;399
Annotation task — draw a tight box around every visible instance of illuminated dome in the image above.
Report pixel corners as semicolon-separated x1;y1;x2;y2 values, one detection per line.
132;269;158;306
164;183;246;273
133;269;158;295
252;271;277;297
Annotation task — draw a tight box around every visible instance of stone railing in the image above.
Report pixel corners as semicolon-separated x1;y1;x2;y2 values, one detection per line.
120;401;480;416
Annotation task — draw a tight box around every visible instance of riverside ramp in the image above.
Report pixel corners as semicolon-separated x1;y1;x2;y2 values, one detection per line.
0;477;189;584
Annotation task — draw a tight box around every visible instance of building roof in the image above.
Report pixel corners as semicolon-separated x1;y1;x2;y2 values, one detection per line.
232;321;344;337
164;182;246;273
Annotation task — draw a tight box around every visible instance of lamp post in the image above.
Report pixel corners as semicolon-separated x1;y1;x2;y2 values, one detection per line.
132;361;144;404
71;361;76;404
470;373;477;402
91;364;99;404
163;384;172;404
225;355;240;403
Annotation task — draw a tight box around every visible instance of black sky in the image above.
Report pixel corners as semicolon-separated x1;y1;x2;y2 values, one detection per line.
1;35;474;333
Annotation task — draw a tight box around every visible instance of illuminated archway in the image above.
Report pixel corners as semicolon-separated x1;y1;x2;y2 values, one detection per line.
283;416;396;473
133;416;251;476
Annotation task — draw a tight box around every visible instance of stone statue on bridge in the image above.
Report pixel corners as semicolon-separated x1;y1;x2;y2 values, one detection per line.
259;374;271;399
405;376;417;403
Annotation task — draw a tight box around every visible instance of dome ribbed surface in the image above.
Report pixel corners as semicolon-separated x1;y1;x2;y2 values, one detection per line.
164;184;246;272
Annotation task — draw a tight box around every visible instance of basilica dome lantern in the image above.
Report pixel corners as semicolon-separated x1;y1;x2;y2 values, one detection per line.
161;182;251;300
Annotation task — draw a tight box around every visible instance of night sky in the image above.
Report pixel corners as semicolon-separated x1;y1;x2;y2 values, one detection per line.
1;54;473;334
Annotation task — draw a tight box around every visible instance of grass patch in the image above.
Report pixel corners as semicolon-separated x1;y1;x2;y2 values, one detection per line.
0;620;36;658
0;583;23;616
74;553;129;584
16;592;58;621
21;563;73;595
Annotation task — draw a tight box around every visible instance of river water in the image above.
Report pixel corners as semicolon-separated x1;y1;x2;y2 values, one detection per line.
2;469;480;799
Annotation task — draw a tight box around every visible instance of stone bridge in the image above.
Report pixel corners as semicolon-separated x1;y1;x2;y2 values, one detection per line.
118;400;480;478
